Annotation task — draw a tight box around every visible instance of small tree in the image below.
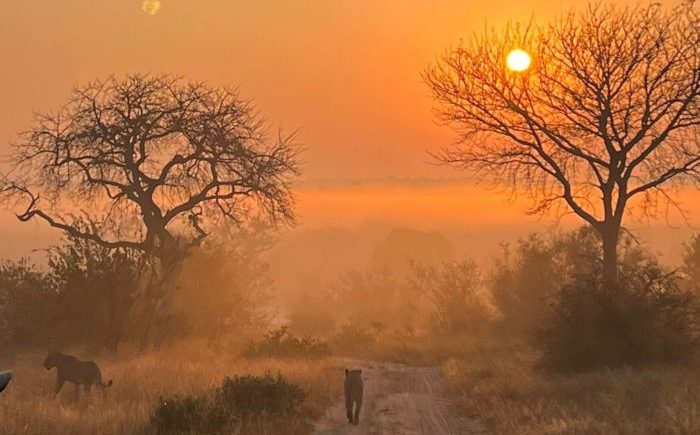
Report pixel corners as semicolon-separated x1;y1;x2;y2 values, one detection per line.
47;229;144;352
173;222;276;345
2;74;299;343
682;233;700;289
330;268;410;329
408;259;490;334
491;228;603;335
0;259;52;350
490;235;562;335
538;245;700;372
425;3;700;286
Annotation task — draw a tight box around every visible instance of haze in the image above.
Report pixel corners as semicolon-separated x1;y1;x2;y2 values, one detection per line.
0;0;694;262
3;2;700;434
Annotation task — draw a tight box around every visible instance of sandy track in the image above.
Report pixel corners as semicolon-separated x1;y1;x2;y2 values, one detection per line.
313;362;487;435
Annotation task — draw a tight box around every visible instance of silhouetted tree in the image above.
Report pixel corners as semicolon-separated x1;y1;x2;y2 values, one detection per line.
0;259;51;350
490;227;601;335
408;259;490;334
1;74;299;343
173;221;276;346
490;235;562;335
538;243;700;372
683;234;700;290
331;268;420;330
425;3;700;286
47;227;144;353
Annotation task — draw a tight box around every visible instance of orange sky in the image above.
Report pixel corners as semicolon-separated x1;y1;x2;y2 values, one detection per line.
0;0;632;178
0;0;692;261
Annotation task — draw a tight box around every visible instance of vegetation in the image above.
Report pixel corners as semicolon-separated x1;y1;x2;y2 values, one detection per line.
0;74;300;346
244;327;330;360
442;344;700;434
538;249;700;372
408;259;490;334
152;373;308;434
0;222;277;354
0;2;699;434
425;2;700;286
0;345;340;435
0;234;143;353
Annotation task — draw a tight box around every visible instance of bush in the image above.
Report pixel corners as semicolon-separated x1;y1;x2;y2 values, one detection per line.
244;326;330;359
330;268;424;330
537;251;700;372
219;374;307;416
151;395;229;434
47;230;143;352
172;222;276;345
490;234;565;335
0;232;144;353
0;259;53;350
328;323;383;357
491;228;602;336
151;374;307;434
408;259;491;334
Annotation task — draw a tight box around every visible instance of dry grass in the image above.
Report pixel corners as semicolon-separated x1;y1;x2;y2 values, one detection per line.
442;343;700;434
0;342;342;435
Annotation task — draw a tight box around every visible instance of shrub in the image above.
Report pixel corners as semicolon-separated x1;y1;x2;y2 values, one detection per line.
151;374;307;434
244;326;329;359
330;268;423;330
408;259;491;334
328;324;382;357
537;251;700;372
151;395;229;434
490;234;564;335
47;230;144;352
218;374;307;416
0;259;53;350
172;221;276;345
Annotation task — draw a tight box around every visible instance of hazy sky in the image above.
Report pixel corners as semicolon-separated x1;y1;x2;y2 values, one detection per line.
0;0;616;179
1;0;693;260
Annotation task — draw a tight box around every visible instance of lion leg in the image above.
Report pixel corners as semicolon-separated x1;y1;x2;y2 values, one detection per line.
353;397;362;425
53;378;64;398
345;392;353;423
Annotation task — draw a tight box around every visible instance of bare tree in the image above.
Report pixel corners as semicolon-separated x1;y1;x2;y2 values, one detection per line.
408;259;490;334
1;74;299;342
424;3;700;286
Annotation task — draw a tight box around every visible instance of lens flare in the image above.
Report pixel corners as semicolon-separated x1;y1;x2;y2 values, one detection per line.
506;49;531;72
142;0;161;16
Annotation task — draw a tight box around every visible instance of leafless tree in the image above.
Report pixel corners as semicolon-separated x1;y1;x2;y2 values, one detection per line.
424;2;700;286
1;74;299;342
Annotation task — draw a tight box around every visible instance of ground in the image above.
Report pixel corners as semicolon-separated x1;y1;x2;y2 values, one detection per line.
314;362;487;435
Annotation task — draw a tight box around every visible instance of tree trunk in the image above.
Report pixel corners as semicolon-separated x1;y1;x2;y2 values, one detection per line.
137;239;189;349
601;224;619;289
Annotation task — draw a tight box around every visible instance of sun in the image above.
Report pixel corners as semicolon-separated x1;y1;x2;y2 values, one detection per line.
142;0;161;16
506;49;531;72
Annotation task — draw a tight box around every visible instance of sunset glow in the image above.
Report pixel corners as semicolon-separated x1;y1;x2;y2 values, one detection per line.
2;2;700;433
142;0;161;16
506;49;531;72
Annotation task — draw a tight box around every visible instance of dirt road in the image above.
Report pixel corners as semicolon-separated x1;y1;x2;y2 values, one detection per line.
313;362;487;435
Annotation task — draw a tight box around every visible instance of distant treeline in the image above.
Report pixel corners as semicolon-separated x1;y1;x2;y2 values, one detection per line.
3;223;700;372
0;223;274;354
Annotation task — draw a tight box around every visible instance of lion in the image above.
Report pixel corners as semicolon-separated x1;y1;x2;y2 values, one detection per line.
344;369;363;425
43;351;112;398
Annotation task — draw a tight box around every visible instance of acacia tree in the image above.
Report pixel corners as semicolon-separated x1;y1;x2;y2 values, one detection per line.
424;3;700;286
1;74;299;341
